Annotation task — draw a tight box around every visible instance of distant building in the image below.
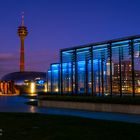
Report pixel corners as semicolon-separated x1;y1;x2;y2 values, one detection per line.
1;71;47;94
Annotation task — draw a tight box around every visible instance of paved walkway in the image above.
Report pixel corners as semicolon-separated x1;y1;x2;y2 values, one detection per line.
0;96;140;124
42;108;140;124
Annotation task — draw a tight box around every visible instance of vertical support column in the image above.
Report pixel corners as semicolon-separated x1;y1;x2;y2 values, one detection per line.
71;61;74;94
66;63;69;92
46;72;48;92
50;64;53;93
85;59;88;94
74;49;78;94
71;52;75;94
130;40;135;97
58;64;60;93
3;82;5;94
119;47;122;97
101;58;104;96
60;51;63;95
98;60;101;96
11;81;14;94
101;51;105;96
109;44;113;96
91;47;94;96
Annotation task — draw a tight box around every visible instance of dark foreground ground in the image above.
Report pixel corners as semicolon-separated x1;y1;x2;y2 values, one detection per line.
0;113;140;140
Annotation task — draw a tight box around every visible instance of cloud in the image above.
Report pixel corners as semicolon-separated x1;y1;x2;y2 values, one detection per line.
0;53;18;61
0;50;59;78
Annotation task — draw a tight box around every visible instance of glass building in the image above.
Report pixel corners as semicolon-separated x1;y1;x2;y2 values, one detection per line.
48;35;140;96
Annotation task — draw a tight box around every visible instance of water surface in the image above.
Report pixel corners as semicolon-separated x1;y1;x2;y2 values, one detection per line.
0;96;140;124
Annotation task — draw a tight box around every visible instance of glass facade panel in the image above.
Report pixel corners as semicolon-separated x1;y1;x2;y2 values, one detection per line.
92;44;110;96
51;64;60;92
47;69;51;92
61;51;74;93
134;39;140;94
112;45;120;94
47;63;60;93
76;47;91;94
121;43;132;95
62;62;72;93
112;41;132;95
77;61;85;93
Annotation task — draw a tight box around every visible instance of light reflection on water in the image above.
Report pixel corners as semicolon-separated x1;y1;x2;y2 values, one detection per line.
0;96;38;112
29;106;36;113
30;99;36;102
0;96;140;124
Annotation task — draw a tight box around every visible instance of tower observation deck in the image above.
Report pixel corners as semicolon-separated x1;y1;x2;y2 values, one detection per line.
17;12;28;72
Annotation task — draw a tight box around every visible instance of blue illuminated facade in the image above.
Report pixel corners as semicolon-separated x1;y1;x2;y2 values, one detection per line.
47;35;140;96
47;63;60;93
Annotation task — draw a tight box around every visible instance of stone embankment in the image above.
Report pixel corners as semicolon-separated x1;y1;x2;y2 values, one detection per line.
38;100;140;115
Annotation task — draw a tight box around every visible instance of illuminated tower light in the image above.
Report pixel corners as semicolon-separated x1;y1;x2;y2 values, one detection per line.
17;12;28;72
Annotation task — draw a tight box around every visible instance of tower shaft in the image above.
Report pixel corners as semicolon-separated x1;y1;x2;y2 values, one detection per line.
20;38;25;72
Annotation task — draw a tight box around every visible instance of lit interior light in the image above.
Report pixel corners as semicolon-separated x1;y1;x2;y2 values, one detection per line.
30;82;35;94
55;88;58;92
138;80;140;86
134;51;139;58
37;80;45;85
44;84;47;92
138;88;140;93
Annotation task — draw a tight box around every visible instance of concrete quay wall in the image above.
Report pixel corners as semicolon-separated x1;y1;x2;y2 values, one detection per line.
38;100;140;115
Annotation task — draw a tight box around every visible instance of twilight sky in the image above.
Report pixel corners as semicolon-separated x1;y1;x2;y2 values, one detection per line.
0;0;140;78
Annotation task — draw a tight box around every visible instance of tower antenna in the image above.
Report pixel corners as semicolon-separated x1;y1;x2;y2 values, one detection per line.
21;12;24;26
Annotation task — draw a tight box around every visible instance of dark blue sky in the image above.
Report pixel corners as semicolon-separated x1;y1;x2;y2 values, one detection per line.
0;0;140;78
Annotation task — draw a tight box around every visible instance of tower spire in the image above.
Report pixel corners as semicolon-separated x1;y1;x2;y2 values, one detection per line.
21;12;24;26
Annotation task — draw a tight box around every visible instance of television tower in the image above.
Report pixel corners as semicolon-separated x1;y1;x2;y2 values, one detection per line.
17;12;28;72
